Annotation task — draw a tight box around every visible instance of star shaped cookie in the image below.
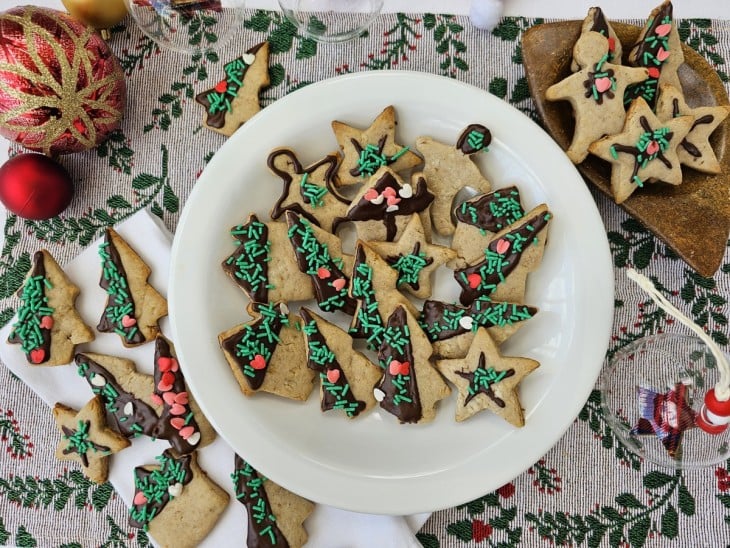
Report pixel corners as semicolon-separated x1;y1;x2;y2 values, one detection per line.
546;31;649;164
656;83;730;174
368;214;456;299
331;105;422;186
589;96;693;203
269;148;350;232
435;327;539;426
53;396;130;483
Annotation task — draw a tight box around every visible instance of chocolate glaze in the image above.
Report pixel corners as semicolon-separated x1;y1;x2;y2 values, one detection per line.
348;244;386;347
456;124;492;155
453;186;523;232
671;98;714;158
386;242;433;292
349;135;388;178
221;215;270;303
590;7;610;36
456;353;514;406
61;421;110;468
610;116;674;183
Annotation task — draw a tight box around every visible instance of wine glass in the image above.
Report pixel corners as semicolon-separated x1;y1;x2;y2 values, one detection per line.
277;0;384;43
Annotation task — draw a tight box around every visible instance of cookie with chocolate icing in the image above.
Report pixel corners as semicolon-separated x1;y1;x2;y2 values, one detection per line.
331;105;422;187
570;7;622;72
376;305;451;424
589;96;693;203
436;327;539;426
301;308;382;419
8;250;94;365
195;41;270;137
233;454;314;548
97;228;167;347
655;83;730;174
130;449;229;548
219;301;315;401
52;396;130;483
415;124;493;236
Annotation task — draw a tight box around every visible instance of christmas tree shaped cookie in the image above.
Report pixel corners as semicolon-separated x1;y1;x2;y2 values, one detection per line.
221;214;314;304
130;449;229;548
368;214;456;299
415;124;493;235
348;242;417;351
570;7;622;71
436;327;540;426
624;1;683;111
195;41;270;136
52;396;130;483
655;83;730;174
233;454;314;548
8;250;94;365
219;302;315;401
376;306;451;424
331;105;422;186
269;148;350;232
75;352;162;439
589;97;693;203
453;204;552;305
97;228;167;347
301;308;382;418
420;296;538;359
546;31;649;164
333;166;434;242
451;186;526;265
150;336;216;455
285;211;357;315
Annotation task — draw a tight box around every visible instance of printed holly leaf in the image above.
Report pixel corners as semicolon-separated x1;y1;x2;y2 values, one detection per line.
678;484;696;516
415;532;439;548
629;516;650;548
615;493;643;509
644;471;674;488
661;504;679;539
446;520;473;542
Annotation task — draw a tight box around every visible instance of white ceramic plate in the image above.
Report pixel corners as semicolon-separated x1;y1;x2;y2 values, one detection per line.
169;71;614;515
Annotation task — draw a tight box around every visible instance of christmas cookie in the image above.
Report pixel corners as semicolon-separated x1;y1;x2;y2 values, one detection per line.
52;396;130;483
331;105;422;186
415;124;493;235
570;7;622;71
301;308;382;418
195;41;270;137
97;228;167;347
624;1;683;111
655;83;730;174
233;454;314;548
546;31;649;164
221;214;315;304
589;97;693;203
8;250;94;365
375;306;451;424
285;211;357;315
367;214;457;299
218;302;315;401
453;204;552;305
150;336;216;455
451;186;525;266
436;327;539;426
333;166;434;242
75;352;162;439
420;296;537;359
269;148;350;232
130;449;229;548
349;241;418;351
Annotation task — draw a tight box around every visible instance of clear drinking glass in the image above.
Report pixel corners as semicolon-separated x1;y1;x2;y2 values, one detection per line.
277;0;384;43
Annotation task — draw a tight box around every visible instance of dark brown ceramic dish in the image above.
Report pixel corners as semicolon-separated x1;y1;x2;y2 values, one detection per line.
522;21;729;277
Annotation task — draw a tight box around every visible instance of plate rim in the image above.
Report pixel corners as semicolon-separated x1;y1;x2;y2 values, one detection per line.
169;69;615;515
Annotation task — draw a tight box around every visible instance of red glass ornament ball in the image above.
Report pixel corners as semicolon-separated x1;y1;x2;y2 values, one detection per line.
0;153;74;220
705;388;730;417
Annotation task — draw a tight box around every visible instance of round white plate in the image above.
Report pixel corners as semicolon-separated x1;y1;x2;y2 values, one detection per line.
169;71;614;515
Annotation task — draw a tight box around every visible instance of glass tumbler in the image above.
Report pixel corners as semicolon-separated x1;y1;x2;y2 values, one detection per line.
277;0;384;43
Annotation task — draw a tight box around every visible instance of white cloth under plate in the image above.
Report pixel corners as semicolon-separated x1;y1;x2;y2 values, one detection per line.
0;209;429;548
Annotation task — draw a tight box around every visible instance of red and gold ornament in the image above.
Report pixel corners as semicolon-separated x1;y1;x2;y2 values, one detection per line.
0;153;73;220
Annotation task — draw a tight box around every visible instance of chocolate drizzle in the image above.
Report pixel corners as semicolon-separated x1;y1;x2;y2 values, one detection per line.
610;115;674;184
232;454;289;548
376;306;422;423
349;135;387;178
385;242;434;292
454;209;551;305
456;353;514;407
334;171;434;241
454;187;524;232
590;7;610;36
456;124;491;155
61;421;110;468
222;215;271;303
75;354;159;439
301;309;366;418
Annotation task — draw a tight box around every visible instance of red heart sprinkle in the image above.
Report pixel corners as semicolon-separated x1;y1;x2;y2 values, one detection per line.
594;77;612;93
317;267;331;279
326;369;340;383
30;348;45;364
655;23;671;37
170;417;185;430
250;354;266;370
150;393;164;406
332;278;346;291
158;357;172;372
382;186;396;197
386;195;401;206
647;67;661;78
168;358;179;372
214;80;228;93
656;47;670;62
170;404;186;416
133;491;148;506
495;238;510;255
174;392;189;405
646;141;660;155
389;360;403;376
607;37;616;52
179;426;195;440
467;273;482;289
121;314;137;328
399;361;410;375
163;391;177;406
39;316;54;330
363;188;379;201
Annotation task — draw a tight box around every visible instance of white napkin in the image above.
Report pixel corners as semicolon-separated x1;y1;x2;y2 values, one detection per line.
0;209;429;547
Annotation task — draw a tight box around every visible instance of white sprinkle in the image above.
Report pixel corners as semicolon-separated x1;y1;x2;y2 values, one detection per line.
459;316;474;330
123;402;134;416
90;374;106;387
369;194;384;205
373;388;385;402
242;53;256;65
279;303;289;315
398;184;413;198
168;483;183;498
386;204;399;213
186;432;201;446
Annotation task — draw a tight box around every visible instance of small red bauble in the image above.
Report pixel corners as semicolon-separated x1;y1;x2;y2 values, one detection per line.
0;153;73;220
696;388;730;435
